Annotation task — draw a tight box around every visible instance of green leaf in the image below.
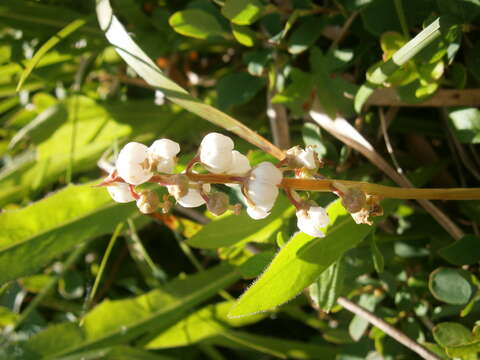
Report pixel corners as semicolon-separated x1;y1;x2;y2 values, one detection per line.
168;9;224;39
436;0;480;23
231;23;256;47
187;195;294;249
96;0;283;160
272;68;314;115
238;251;276;279
222;0;264;25
349;294;378;341
56;346;175;360
287;17;324;55
354;17;454;112
447;107;480;144
308;258;345;312
0;182;137;285
19;264;240;358
145;301;266;349
17;18;86;91
228;200;373;317
216;72;266;110
433;322;474;347
209;330;337;359
429;268;476;305
438;235;480;266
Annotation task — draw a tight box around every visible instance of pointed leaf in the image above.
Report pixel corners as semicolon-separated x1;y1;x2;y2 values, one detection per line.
228;200;372;317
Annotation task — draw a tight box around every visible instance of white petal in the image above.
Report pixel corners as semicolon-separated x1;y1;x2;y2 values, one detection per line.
247;181;278;210
247;206;270;219
107;183;135;203
199;133;234;173
116;142;152;185
296;207;328;238
251;162;283;185
228;150;251;175
149;138;180;158
298;147;316;169
156;157;176;174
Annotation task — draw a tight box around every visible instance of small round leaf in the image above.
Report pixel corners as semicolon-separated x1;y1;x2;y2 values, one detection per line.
429;268;475;305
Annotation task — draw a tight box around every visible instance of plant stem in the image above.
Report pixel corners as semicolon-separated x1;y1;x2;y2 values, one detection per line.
126;218;167;283
394;0;409;39
84;222;124;312
15;242;88;330
184;173;480;200
337;297;440;360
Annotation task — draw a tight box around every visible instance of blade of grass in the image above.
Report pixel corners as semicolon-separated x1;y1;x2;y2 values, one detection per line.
83;222;124;314
95;0;284;160
16;18;87;91
355;17;454;112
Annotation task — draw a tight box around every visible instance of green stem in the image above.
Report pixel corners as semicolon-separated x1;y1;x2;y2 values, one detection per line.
173;231;234;301
394;0;409;39
127;218;167;283
84;222;124;312
14;242;88;330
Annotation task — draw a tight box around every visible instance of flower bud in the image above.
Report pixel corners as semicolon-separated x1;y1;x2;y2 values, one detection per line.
246;206;269;220
206;192;230;216
136;190;160;214
106;182;135;203
199;132;234;174
148;138;181;174
296;205;330;237
116;142;153;185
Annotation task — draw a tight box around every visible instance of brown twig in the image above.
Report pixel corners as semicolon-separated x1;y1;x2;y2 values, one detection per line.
337;297;441;360
309;104;466;240
367;88;480;107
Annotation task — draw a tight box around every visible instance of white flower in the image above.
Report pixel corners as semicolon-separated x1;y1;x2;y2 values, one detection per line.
168;183;211;208
296;206;330;237
116;142;153;185
250;162;283;185
148;138;180;174
199;132;234;174
297;146;317;169
286;146;317;169
246;206;269;220
228;150;251;176
107;182;135;203
244;162;282;219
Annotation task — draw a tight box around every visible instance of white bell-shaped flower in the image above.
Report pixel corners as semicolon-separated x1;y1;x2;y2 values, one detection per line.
107;182;135;203
296;205;330;237
168;183;211;208
244;162;283;220
246;206;269;220
148;138;181;174
228;150;251;176
116;142;153;185
250;162;283;185
199;132;234;174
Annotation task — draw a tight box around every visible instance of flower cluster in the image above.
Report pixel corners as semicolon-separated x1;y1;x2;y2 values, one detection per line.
100;132;334;238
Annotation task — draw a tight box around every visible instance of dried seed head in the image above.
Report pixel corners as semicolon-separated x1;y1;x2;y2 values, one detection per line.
207;192;230;216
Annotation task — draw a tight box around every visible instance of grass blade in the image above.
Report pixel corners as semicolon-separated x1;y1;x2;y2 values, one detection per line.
16;18;87;91
95;0;284;160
